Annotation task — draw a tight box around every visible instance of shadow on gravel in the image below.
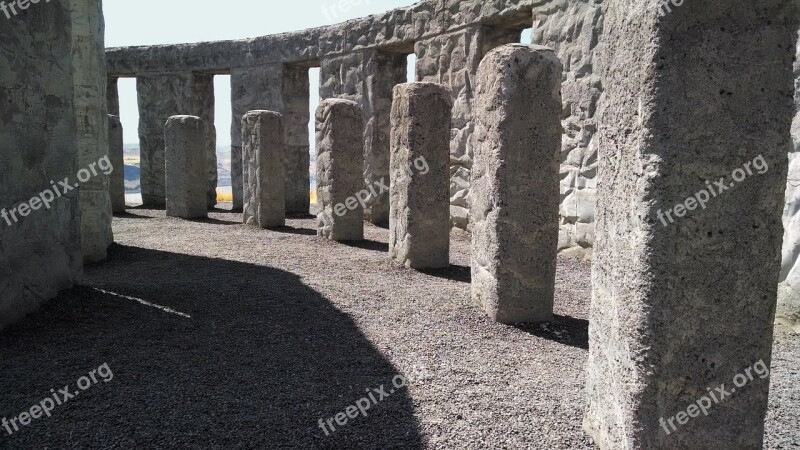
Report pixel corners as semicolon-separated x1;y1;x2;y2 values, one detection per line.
339;240;390;253
419;265;471;283
0;244;423;448
514;315;589;350
274;226;317;236
113;212;154;220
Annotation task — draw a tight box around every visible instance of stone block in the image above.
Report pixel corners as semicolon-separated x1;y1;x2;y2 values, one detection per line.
165;115;208;220
242;111;286;228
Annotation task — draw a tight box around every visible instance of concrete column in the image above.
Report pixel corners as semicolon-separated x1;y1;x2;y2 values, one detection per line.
136;73;216;208
778;29;800;329
471;44;562;324
0;0;82;331
71;0;112;263
165;116;207;220
242;111;286;228
231;64;309;214
389;83;452;269
107;76;120;116
108;115;126;214
315;99;365;241
320;50;407;226
415;25;522;230
586;2;798;448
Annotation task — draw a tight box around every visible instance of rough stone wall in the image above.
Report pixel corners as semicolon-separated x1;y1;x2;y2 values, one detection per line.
778;29;800;323
0;0;85;330
415;25;522;230
136;73;216;207
231;64;309;214
107;76;120;116
532;0;603;254
71;0;113;263
320;50;407;225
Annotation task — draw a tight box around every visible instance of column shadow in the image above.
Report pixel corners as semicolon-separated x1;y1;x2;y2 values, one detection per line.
0;244;423;448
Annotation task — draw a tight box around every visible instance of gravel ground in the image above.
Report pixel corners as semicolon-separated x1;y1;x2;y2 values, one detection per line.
0;206;797;449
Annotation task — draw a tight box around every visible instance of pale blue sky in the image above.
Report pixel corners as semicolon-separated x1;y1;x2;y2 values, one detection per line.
104;0;532;146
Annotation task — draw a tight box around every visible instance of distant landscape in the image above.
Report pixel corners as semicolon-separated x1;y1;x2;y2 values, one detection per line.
123;144;317;204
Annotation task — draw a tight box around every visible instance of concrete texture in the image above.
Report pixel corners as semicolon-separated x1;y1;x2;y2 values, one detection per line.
0;0;85;331
137;73;216;208
231;64;309;214
72;0;113;264
471;44;562;324
108;115;126;214
165;116;208;220
586;1;799;448
242;111;286;229
389;83;452;269
315;99;365;241
320;50;407;225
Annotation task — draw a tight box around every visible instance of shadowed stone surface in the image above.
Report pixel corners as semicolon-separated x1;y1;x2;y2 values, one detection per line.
242;111;285;229
471;44;562;324
586;1;799;448
389;83;452;269
165;116;208;220
0;0;83;331
108;115;126;214
316;99;364;241
72;0;112;264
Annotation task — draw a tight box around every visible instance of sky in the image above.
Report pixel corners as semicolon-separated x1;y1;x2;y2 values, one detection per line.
104;0;420;146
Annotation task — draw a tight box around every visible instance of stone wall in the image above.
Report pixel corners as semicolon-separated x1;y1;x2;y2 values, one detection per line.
0;0;87;330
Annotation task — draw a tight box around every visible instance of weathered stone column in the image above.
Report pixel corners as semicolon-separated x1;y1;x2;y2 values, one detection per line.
586;2;798;448
71;0;113;263
471;44;562;324
316;99;365;241
415;25;522;230
778;29;800;329
320;50;407;225
107;76;120;116
108;115;126;214
0;0;82;331
242;111;286;228
231;64;309;214
136;73;216;208
165;116;208;220
389;83;452;269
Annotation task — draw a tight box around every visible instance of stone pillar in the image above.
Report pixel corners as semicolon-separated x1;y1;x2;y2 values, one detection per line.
471;44;562;324
778;29;800;328
231;64;309;214
136;73;216;208
165;116;208;220
242;111;286;228
586;2;798;449
315;99;365;241
107;76;120;116
415;25;522;230
71;0;113;264
320;50;407;225
108;115;126;214
389;83;452;269
0;0;82;331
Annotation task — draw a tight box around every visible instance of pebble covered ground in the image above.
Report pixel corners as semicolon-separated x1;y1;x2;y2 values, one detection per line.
0;207;797;449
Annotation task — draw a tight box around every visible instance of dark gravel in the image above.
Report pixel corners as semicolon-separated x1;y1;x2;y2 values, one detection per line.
0;206;796;449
